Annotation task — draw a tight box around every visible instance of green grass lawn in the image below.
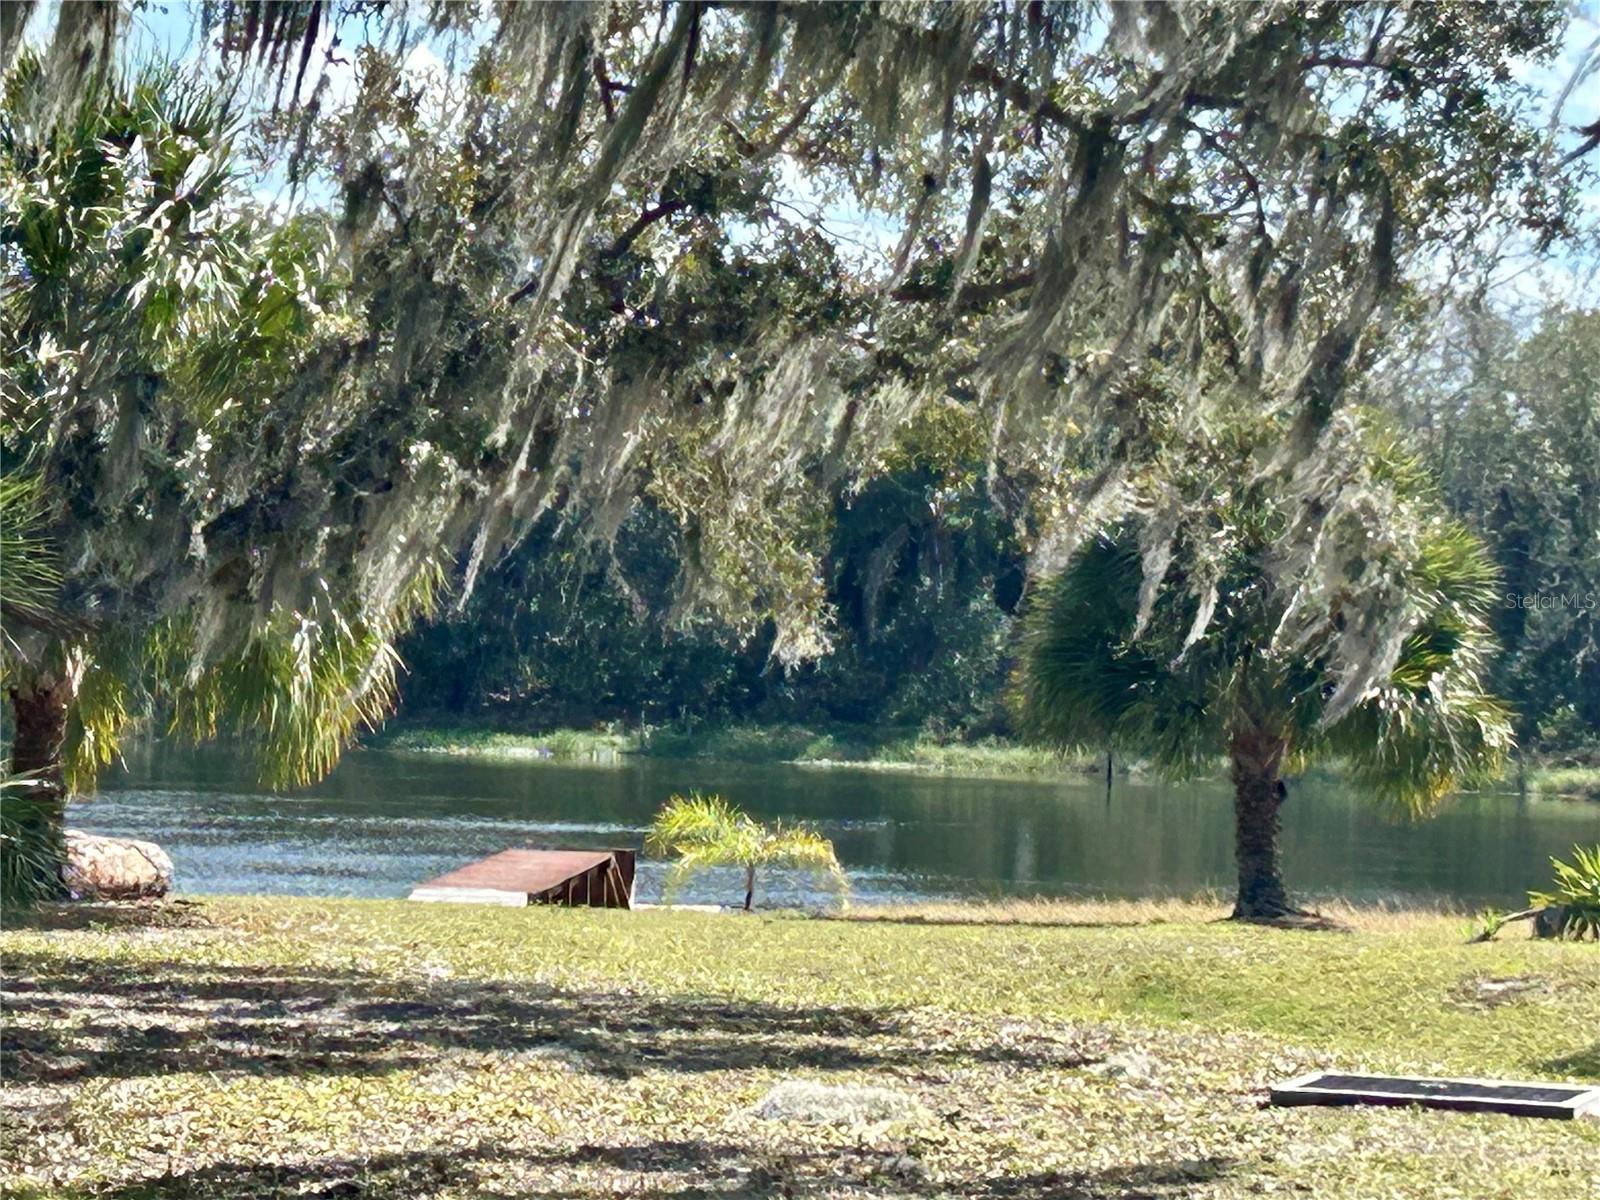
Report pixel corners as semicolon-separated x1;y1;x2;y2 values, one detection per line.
4;897;1596;1198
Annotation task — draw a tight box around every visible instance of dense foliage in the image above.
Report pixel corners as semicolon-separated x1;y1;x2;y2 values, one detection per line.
400;412;1025;733
3;2;1594;901
1373;307;1600;758
1;62;436;795
405;303;1600;752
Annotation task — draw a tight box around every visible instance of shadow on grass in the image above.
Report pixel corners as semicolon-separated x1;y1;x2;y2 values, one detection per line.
12;1140;1233;1199
1;899;212;933
1541;1040;1600;1079
1;951;1100;1089
5;1146;513;1200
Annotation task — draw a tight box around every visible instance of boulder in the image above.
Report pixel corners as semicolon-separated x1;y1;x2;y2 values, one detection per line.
62;830;173;899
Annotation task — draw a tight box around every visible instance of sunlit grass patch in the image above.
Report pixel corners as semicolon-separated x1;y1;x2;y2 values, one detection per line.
374;725;636;762
837;893;1232;927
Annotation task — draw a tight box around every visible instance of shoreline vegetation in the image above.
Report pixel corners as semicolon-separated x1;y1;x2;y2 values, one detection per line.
4;895;1596;1198
367;722;1096;778
367;721;1600;800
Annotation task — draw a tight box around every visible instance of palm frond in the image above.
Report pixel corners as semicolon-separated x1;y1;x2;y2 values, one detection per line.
62;642;135;793
1016;531;1155;754
0;769;64;907
1528;844;1600;941
156;558;441;789
1326;520;1514;816
644;792;746;859
0;473;60;644
751;823;843;871
1019;413;1514;815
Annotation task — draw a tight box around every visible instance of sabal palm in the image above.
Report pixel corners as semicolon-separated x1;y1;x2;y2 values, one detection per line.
0;476;64;904
1;62;434;904
1020;443;1512;920
646;793;846;911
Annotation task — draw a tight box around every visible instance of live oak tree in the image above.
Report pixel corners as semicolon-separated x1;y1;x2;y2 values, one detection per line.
1019;414;1513;920
1;2;1588;898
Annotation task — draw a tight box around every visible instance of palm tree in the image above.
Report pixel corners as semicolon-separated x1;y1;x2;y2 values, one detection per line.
0;474;66;905
0;61;439;905
645;793;847;912
1019;433;1512;922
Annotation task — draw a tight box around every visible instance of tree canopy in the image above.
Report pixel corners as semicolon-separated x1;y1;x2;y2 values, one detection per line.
2;1;1593;805
1374;306;1600;752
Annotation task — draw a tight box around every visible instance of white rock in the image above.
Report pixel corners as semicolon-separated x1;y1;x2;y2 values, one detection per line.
62;830;173;899
752;1081;928;1125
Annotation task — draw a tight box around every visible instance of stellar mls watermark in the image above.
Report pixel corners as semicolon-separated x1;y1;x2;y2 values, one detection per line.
1503;591;1598;611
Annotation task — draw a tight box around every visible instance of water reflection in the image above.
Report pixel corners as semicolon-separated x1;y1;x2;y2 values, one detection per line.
73;742;1600;908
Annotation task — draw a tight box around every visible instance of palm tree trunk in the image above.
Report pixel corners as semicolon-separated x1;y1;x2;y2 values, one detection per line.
5;677;73;903
1228;729;1293;920
742;863;755;912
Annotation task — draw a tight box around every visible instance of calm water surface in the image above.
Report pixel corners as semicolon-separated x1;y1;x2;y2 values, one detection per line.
75;743;1600;909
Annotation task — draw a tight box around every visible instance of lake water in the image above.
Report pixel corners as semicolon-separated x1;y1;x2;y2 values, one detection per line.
74;742;1600;909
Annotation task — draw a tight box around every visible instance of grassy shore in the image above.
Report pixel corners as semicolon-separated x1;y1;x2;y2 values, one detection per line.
373;725;638;762
372;721;1106;779
3;896;1596;1198
1527;764;1600;802
372;721;1600;800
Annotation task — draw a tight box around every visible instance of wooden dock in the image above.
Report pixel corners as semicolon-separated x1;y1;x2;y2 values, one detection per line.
409;847;637;909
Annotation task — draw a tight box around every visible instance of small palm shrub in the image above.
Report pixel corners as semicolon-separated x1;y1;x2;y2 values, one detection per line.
1470;844;1600;942
1528;845;1600;941
645;792;847;911
0;772;64;909
1467;907;1507;943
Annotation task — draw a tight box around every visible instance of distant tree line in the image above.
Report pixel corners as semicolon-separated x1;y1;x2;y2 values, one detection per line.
400;410;1028;735
402;306;1599;757
1374;306;1600;761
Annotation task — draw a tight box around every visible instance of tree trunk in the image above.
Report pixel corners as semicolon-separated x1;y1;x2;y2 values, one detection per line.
5;677;74;902
742;863;755;912
1228;729;1293;920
